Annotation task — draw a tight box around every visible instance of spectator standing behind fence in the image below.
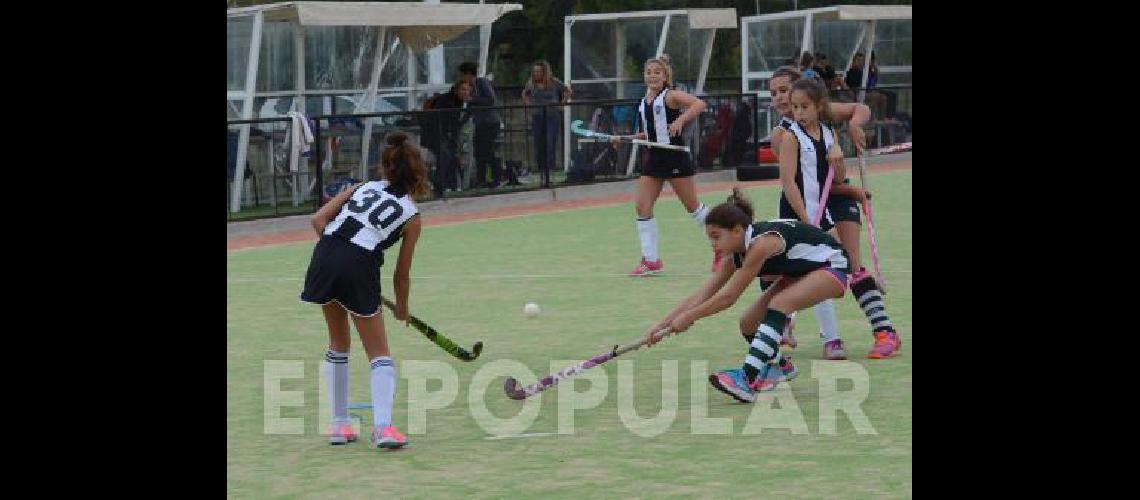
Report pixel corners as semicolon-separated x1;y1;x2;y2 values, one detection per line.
457;62;503;189
522;60;572;176
421;81;473;194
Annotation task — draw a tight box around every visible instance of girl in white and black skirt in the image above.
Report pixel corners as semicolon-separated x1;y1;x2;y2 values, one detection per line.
300;132;429;450
628;54;709;276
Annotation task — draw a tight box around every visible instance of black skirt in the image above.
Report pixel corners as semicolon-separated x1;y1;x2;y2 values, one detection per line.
640;147;695;179
300;236;382;317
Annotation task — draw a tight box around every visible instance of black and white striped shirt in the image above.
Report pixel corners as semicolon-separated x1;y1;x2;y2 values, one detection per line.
638;89;686;148
781;121;835;223
324;180;419;262
732;219;849;276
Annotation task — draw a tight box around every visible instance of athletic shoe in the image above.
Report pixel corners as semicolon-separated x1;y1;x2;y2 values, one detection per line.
709;368;757;403
776;357;798;382
371;426;409;450
867;331;901;359
709;365;789;403
629;257;663;277
328;420;358;445
823;339;848;360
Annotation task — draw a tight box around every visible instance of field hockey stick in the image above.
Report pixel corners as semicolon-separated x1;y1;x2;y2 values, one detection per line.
856;153;887;294
503;328;673;400
380;296;484;362
570;119;690;152
812;162;836;227
865;141;911;156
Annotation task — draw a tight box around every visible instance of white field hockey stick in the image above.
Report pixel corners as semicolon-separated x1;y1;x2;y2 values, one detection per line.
503;328;674;400
865;141;911;156
570;119;690;152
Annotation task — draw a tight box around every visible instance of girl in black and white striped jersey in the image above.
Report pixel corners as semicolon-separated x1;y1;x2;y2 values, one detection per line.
628;54;709;276
776;77;852;360
765;66;868;358
774;71;902;360
643;189;850;402
301;132;428;450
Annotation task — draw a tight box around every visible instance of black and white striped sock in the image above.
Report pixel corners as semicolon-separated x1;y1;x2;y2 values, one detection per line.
743;309;787;383
851;270;895;334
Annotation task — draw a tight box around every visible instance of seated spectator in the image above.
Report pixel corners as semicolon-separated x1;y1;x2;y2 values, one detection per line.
844;52;867;90
843;51;889;118
814;52;839;89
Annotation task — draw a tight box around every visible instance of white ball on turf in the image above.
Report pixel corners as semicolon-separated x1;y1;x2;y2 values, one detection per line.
524;302;541;318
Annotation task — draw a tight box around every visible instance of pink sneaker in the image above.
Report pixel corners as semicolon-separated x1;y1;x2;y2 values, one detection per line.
867;331;901;359
823;339;848;360
629;257;663;277
371;425;409;450
328;420;358;445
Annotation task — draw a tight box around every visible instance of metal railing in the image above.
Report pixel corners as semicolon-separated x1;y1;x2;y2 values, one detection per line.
226;87;910;221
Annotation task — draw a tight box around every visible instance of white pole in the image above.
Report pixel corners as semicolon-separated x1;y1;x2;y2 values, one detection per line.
655;14;671;58
479;24;491;78
291;23;306;206
407;44;416;110
231;11;263;213
294;25;306;117
800;13;812;61
422;0;450;86
696;28;715;95
425;0;445;86
740;20;748;94
858;21;876;105
847;23;867;80
358;27;388;180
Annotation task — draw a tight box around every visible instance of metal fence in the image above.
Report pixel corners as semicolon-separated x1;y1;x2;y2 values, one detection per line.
226;86;911;221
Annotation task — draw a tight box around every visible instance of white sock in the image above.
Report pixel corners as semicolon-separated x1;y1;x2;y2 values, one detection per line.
814;300;841;343
636;217;659;262
369;356;396;429
689;203;710;227
324;349;349;423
